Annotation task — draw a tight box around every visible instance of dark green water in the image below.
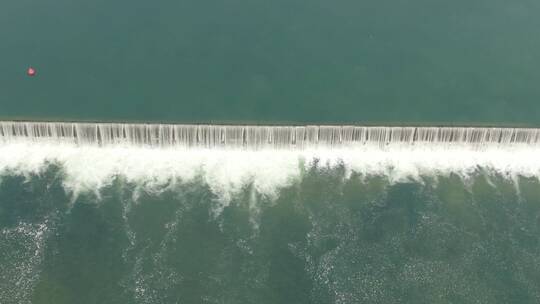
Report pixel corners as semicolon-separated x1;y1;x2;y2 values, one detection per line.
2;165;540;304
1;0;540;124
2;0;540;303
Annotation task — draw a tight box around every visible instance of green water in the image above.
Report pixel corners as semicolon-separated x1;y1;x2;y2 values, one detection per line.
2;0;540;303
1;0;540;124
2;165;540;304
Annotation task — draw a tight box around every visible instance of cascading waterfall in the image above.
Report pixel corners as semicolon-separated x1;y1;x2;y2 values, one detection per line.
3;120;540;304
2;120;540;196
1;120;540;148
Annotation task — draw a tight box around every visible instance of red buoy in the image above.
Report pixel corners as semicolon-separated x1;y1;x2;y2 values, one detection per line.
27;67;36;76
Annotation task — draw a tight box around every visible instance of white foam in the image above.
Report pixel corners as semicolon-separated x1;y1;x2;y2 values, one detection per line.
1;141;540;202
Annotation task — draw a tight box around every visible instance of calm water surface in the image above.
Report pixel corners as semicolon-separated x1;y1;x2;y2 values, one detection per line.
1;0;540;124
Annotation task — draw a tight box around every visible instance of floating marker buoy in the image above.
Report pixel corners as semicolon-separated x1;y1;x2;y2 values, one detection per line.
27;67;36;76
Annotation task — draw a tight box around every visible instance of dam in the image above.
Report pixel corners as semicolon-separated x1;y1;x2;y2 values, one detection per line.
1;121;540;149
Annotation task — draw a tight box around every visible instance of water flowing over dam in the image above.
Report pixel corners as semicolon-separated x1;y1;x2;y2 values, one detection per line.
2;121;540;304
1;121;540;149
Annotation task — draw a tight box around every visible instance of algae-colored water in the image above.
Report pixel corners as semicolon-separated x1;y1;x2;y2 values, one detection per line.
2;0;540;125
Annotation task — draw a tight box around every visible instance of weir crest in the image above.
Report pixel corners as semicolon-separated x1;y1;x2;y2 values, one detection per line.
1;121;539;149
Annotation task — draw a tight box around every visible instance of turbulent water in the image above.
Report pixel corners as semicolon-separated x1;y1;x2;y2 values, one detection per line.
1;138;540;304
4;0;540;301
